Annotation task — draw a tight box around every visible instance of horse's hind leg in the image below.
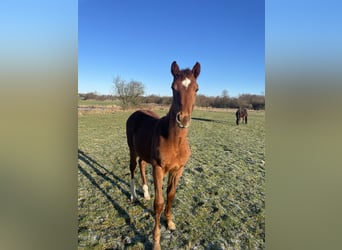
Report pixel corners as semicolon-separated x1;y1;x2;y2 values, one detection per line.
129;155;138;201
245;116;248;124
139;159;150;200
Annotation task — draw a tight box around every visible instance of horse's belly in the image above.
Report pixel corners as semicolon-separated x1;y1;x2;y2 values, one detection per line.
131;128;153;157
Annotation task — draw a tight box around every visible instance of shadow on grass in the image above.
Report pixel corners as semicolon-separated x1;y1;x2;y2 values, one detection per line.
78;149;131;198
192;117;226;124
78;149;153;249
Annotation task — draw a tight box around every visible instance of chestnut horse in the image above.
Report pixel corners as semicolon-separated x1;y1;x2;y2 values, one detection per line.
236;108;248;125
126;61;200;249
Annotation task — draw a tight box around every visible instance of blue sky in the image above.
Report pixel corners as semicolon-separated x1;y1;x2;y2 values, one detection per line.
79;0;264;97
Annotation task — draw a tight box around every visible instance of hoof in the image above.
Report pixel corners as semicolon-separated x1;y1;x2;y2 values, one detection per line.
153;243;161;250
167;220;176;231
130;195;137;203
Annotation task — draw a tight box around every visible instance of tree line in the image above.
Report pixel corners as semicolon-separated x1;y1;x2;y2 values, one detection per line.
141;93;264;110
79;92;264;110
79;77;265;110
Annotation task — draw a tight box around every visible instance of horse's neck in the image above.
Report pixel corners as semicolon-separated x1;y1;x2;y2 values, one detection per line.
164;106;188;141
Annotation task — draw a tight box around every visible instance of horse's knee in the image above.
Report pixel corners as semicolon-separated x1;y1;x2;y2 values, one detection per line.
154;201;164;214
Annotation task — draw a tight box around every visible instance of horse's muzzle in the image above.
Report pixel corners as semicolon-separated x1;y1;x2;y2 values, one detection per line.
176;112;191;128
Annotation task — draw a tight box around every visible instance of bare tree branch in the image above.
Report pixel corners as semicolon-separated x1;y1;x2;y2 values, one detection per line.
113;76;145;108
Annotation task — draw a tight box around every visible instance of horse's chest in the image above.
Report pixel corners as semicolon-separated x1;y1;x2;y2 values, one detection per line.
158;140;190;168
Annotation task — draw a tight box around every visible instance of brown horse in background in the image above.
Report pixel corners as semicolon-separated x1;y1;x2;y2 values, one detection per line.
126;61;200;249
236;108;248;125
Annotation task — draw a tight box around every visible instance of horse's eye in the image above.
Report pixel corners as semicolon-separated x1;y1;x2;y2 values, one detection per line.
195;88;199;92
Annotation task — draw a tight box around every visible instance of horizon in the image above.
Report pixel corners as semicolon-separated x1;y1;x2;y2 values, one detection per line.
78;90;265;98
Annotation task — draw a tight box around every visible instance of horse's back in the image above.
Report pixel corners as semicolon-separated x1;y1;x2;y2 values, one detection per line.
126;110;160;131
126;110;160;159
236;108;247;116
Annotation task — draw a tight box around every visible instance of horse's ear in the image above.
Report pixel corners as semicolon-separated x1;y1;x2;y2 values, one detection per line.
192;62;201;78
171;61;179;76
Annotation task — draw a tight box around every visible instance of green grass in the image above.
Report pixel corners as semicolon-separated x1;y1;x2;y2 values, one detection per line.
78;109;265;250
78;98;121;107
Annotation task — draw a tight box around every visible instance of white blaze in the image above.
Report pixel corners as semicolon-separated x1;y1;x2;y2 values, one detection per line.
182;78;191;88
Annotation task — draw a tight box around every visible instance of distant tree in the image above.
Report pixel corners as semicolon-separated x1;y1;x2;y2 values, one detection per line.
250;95;265;110
161;96;172;105
222;89;229;98
221;89;230;108
238;94;265;110
113;76;145;108
79;92;98;100
196;94;211;107
143;95;162;104
229;97;240;109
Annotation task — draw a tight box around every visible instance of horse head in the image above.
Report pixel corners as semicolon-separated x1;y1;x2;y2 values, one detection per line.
170;61;200;128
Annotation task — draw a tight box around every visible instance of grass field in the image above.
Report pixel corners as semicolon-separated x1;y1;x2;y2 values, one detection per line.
78;108;265;250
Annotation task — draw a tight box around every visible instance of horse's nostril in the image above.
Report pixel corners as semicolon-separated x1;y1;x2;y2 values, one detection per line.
176;112;182;122
176;111;190;128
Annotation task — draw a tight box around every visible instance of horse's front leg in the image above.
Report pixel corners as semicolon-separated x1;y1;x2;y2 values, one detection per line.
165;166;184;230
152;166;164;250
